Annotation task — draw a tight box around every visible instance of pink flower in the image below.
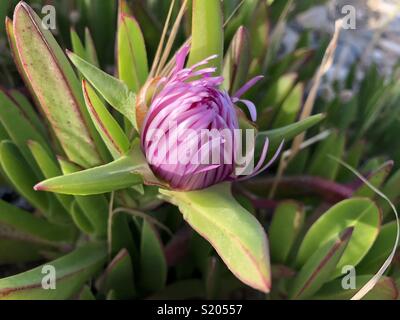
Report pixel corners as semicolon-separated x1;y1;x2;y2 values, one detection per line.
140;44;282;190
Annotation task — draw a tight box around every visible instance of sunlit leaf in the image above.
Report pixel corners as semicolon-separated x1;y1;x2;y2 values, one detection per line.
161;183;271;293
67;51;137;128
269;201;304;264
117;13;148;93
97;248;136;299
35;142;150;195
307;131;346;180
296;198;381;279
290;228;353;299
82;80;129;159
0;243;107;300
12;2;106;168
315;275;398;300
188;0;223;74
139;221;167;293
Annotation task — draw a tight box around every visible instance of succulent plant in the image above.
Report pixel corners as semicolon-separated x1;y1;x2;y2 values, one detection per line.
0;0;398;301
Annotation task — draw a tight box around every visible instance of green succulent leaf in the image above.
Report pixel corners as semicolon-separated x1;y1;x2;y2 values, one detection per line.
117;13;148;93
188;0;223;74
223;26;251;94
0;240;46;265
77;285;96;300
296;198;381;279
353;161;393;199
84;28;100;67
272;83;303;128
70;200;95;234
269;201;305;264
357;222;399;274
140;221;167;293
0;90;51;175
8;89;48;140
0;199;75;264
380;169;400;216
34;140;159;195
289;227;353;300
67;51;137;129
260;73;297;111
82;80;129;159
97;248;136;299
0;243;107;300
249;0;269;62
256;113;325;154
70;28;87;61
0;140;48;214
307;131;346;180
160;183;271;293
12;2;106;168
55;155;111;238
315;275;398;300
28;140;74;214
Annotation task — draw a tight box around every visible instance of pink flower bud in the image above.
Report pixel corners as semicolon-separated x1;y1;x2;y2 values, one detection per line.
140;45;282;190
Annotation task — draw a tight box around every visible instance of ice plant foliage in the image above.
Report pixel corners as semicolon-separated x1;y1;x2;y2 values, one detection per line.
141;45;283;190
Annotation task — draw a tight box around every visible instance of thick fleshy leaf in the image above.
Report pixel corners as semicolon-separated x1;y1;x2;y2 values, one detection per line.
296;198;381;279
315;275;398;300
70;28;87;61
0;240;47;265
82;80;129;159
0;140;71;223
160;183;271;293
260;73;297;111
139;221;167;293
0;90;51;174
83;0;116;64
380;169;400;216
96;248;136;299
307;131;346;180
337;141;366;182
272;83;303;128
8;89;48;140
353;161;393;198
84;28;100;67
67;51;137;128
0;199;75;264
357;222;399;274
222;26;251;94
34;141;158;195
188;0;223;74
28;140;73;214
0;140;48;213
256;113;325;155
5;16;36;104
249;0;269;62
70;200;94;234
269;201;304;264
58;157;109;238
117;12;148;93
12;2;105;168
0;243;107;300
77;285;96;300
289;228;353;300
